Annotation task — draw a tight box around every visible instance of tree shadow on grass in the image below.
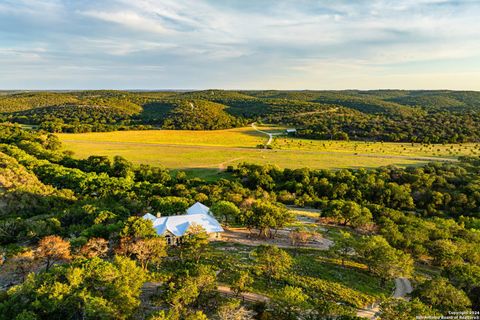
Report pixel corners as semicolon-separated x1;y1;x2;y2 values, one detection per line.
173;168;233;182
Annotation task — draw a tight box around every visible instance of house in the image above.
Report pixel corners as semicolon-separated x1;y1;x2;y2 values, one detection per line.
142;202;223;245
186;201;212;216
286;128;297;134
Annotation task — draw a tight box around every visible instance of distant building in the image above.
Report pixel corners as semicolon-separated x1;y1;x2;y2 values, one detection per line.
142;202;223;245
286;128;297;134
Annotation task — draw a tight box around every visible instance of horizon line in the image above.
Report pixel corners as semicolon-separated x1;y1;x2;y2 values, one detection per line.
1;88;480;92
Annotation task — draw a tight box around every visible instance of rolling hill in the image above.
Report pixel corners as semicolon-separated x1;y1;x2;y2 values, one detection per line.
2;89;480;142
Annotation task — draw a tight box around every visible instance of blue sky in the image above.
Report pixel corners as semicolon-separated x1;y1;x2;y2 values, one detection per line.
1;0;480;90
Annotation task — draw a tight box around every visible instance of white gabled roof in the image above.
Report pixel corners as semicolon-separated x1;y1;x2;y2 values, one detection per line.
149;213;223;237
142;202;222;237
186;202;211;216
142;213;157;222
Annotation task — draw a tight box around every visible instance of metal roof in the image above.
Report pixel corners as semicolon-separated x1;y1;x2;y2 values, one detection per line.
142;202;223;237
186;202;212;215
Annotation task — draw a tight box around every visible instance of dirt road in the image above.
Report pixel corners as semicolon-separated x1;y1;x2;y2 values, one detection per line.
356;277;413;319
217;285;270;303
393;277;413;298
251;123;283;146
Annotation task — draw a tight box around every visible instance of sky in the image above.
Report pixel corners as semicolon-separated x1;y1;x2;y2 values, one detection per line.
1;0;480;90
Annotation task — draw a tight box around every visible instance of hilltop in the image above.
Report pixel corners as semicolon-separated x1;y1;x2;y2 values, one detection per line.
1;89;480;142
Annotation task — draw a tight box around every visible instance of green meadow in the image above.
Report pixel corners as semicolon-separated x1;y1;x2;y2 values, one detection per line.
56;126;479;178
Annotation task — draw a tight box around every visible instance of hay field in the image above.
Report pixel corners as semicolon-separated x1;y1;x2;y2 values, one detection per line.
56;127;475;176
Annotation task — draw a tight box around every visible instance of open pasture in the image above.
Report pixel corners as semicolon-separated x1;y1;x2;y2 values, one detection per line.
57;127;265;148
56;127;478;177
272;137;480;158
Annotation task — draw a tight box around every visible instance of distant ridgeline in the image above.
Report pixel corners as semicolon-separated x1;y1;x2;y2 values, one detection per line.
1;89;480;143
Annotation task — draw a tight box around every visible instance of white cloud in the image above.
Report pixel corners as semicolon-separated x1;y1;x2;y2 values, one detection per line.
0;47;47;63
1;0;480;89
0;0;64;19
80;10;171;34
70;37;177;56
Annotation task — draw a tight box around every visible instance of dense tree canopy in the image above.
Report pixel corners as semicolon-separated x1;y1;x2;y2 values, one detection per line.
3;90;480;142
0;256;148;320
357;235;414;286
413;278;472;313
1;122;480;317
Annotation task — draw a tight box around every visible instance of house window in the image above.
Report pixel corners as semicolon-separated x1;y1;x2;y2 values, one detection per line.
166;235;172;245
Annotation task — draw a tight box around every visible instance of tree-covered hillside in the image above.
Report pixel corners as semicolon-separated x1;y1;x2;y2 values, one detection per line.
141;99;247;130
11;105;139;133
1;90;480;142
0;123;479;317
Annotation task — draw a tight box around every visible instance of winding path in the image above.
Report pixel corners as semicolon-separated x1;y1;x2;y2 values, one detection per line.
356;277;413;319
140;249;412;318
217;157;245;170
217;285;270;303
215;277;412;320
251;123;283;146
393;277;413;298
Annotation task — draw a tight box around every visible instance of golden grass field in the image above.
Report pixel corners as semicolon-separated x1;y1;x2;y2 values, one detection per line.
58;127;265;148
272;137;480;158
56;126;480;178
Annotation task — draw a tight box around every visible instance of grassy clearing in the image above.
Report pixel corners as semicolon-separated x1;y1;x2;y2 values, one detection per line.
210;241;391;306
273;137;480;158
209;209;394;306
56;127;264;148
57;139;430;170
287;208;365;245
291;249;393;297
56;126;477;176
289;208;321;219
254;124;289;134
